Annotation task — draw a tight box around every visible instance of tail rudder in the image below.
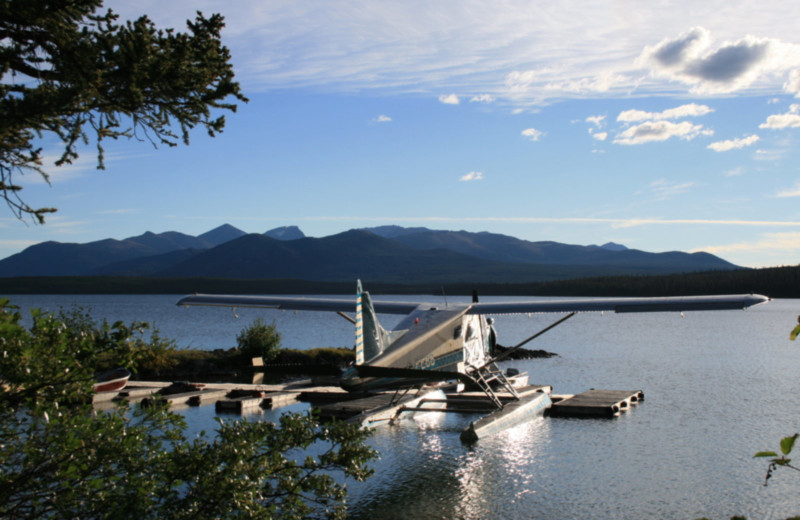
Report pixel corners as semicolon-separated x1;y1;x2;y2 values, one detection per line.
355;280;366;365
355;280;388;364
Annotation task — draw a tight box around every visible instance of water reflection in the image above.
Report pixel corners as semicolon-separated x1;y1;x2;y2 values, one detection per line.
454;418;550;519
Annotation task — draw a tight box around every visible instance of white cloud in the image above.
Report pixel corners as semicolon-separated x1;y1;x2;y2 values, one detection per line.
707;134;760;151
640;27;800;94
759;104;800;129
374;114;392;123
439;94;460;105
591;131;608;141
614;121;711;145
784;70;800;96
617;103;713;122
460;171;484;181
724;166;744;177
586;115;606;128
521;128;544;141
469;94;494;103
776;181;800;197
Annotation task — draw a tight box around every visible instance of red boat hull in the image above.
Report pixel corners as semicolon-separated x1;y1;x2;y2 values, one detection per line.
94;368;130;393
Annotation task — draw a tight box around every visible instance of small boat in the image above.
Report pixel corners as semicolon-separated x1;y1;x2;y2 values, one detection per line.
94;368;131;393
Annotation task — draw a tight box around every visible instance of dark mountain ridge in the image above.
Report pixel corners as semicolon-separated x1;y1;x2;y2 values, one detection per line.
0;224;740;282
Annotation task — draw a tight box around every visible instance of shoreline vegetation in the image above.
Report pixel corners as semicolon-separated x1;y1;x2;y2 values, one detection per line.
0;263;798;297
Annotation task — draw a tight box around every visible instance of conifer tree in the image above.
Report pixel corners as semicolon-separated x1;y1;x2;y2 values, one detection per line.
0;0;247;222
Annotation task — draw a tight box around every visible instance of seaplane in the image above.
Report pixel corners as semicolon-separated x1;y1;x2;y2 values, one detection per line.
177;283;768;442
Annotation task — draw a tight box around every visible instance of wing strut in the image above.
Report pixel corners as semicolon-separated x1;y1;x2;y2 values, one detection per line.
488;312;577;366
337;311;356;324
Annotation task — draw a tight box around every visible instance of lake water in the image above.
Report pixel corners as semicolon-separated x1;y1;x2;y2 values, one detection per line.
7;293;800;519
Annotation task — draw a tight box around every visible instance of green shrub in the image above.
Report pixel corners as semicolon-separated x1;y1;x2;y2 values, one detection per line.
236;318;282;361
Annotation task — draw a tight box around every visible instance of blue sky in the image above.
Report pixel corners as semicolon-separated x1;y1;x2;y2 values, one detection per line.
4;0;800;268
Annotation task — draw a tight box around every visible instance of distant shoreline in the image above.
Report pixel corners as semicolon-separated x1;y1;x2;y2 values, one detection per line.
0;265;797;298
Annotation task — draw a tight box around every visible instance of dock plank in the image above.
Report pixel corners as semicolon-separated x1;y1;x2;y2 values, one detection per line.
549;389;644;418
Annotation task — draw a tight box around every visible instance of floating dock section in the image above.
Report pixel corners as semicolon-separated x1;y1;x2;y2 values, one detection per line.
549;389;644;418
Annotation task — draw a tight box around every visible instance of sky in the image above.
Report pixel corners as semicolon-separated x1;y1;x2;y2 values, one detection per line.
4;0;800;268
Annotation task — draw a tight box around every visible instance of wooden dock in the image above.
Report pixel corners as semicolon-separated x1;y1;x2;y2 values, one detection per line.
98;381;317;412
549;389;644;418
92;380;646;439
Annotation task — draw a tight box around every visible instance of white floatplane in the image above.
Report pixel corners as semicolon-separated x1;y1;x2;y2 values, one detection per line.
177;283;768;441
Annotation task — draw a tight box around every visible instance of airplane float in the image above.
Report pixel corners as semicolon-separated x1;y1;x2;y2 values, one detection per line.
178;283;769;441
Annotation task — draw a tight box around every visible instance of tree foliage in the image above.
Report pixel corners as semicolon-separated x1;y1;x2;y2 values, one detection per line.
755;434;800;487
0;300;377;519
0;0;247;222
237;318;282;362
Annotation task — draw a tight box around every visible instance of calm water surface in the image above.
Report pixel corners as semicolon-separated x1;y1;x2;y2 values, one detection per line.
8;294;800;519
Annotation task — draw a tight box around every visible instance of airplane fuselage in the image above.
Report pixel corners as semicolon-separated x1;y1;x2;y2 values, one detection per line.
340;303;495;392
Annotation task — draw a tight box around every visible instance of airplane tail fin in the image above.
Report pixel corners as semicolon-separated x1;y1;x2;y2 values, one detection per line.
355;280;390;365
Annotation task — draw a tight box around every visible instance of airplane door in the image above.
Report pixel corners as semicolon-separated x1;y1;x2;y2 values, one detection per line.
461;315;486;367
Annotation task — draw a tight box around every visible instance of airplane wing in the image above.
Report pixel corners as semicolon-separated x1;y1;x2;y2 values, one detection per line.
467;293;769;315
176;294;420;315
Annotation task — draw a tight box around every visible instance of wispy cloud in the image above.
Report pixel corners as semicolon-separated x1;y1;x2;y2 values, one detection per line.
521;128;544;141
776;181;800;197
307;215;800;228
460;171;484;182
374;114;392;123
591;131;608;141
707;134;760;152
109;3;800;105
97;208;139;215
638;179;695;200
469;94;494;103
695;231;800;256
0;239;38;250
26;152;100;184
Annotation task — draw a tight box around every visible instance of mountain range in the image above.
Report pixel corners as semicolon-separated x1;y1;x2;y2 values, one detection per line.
0;224;739;283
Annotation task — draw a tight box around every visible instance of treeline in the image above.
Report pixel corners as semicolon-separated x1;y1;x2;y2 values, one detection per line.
0;265;798;297
454;265;800;298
